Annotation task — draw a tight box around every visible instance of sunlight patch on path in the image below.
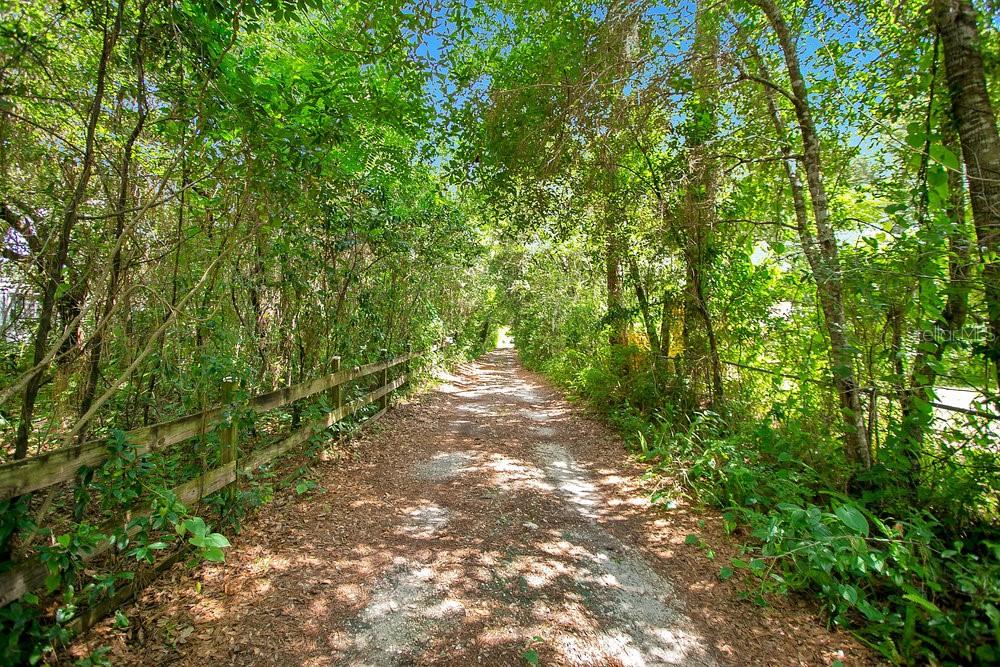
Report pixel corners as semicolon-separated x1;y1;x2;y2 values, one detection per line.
534;442;602;519
412;451;478;482
481;452;554;493
561;526;713;666
528;443;714;665
398;501;450;539
338;564;465;666
365;349;714;666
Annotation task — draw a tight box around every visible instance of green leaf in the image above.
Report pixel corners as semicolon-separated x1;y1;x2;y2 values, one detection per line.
45;572;62;593
856;599;885;622
684;534;700;546
718;566;733;581
55;604;77;624
905;122;926;149
205;533;231;548
834;504;869;537
902;592;942;615
202;546;226;562
183;517;209;538
929;143;960;171
294;477;319;495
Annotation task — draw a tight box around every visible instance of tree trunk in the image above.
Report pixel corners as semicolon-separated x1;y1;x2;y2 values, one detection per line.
898;104;972;484
752;0;871;470
12;1;123;460
934;0;1000;395
79;2;149;443
626;254;659;353
602;158;627;347
681;1;724;409
658;290;673;363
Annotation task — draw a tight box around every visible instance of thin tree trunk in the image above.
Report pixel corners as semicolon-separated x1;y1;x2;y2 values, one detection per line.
603;173;627;347
898;105;972;480
626;254;659;353
79;1;149;443
753;0;871;470
13;0;124;460
144;56;189;426
658;290;673;362
250;234;269;382
606;232;625;346
681;1;724;409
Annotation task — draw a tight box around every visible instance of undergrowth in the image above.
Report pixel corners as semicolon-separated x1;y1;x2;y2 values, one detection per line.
525;341;1000;666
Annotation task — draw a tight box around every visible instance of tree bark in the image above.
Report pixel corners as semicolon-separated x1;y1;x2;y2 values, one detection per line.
934;0;1000;394
79;1;149;443
13;0;123;460
658;290;673;361
681;1;724;409
899;100;972;482
752;0;871;470
626;253;660;353
602;156;628;347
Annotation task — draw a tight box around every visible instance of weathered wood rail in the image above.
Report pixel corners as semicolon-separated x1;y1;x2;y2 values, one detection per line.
0;341;447;611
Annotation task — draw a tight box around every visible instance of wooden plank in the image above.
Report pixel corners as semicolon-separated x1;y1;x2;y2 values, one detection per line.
0;463;236;607
0;373;410;606
0;349;424;499
244;374;407;471
59;372;414;639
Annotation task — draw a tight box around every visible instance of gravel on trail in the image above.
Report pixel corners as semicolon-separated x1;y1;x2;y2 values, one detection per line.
72;348;878;666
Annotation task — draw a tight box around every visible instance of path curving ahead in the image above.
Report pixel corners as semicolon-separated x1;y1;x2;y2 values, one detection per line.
74;348;874;666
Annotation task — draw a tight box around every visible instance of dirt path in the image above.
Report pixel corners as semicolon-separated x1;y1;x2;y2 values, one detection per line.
74;349;875;666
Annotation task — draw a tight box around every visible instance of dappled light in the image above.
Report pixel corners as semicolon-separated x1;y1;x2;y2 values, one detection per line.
69;350;870;666
5;0;999;662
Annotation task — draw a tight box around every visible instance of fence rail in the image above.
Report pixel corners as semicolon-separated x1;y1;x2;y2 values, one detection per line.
0;341;447;609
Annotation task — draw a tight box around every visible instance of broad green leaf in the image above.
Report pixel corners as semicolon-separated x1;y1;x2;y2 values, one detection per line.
834;504;869;537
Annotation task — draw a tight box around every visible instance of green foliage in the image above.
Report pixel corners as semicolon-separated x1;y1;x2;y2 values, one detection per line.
178;517;231;563
294;479;318;496
0;0;490;658
3;0;1000;663
501;220;999;662
535;343;1000;662
746;501;1000;663
520;635;544;665
74;646;111;667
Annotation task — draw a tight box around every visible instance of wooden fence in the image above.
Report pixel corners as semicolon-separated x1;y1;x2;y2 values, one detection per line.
0;341;448;615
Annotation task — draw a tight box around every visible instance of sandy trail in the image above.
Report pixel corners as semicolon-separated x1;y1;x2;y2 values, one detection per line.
74;348;874;666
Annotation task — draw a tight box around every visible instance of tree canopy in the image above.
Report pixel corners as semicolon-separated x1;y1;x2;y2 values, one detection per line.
2;0;999;663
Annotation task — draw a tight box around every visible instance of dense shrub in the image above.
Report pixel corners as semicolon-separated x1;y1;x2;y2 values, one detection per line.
523;335;1000;664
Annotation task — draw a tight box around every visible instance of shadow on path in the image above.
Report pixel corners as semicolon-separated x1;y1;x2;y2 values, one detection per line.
72;348;876;666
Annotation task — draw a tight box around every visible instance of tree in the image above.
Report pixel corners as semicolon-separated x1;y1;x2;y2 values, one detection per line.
750;0;872;471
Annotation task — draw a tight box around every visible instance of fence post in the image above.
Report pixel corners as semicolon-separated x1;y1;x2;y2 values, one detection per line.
406;343;413;385
329;356;342;418
220;378;238;504
379;348;389;412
